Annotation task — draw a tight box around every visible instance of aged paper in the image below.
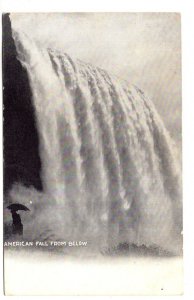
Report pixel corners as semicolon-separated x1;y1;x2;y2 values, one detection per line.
3;12;183;295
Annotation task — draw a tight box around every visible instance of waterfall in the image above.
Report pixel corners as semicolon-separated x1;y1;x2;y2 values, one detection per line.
11;29;182;254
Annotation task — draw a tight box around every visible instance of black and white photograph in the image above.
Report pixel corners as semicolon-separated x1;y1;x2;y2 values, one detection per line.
2;12;183;295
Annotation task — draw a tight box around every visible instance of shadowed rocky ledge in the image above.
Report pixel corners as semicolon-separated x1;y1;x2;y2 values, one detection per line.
3;13;43;194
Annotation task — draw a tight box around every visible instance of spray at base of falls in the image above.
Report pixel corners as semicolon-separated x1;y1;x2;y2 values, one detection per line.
10;29;182;254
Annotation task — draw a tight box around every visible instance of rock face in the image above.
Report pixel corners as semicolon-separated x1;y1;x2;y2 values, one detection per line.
3;14;42;193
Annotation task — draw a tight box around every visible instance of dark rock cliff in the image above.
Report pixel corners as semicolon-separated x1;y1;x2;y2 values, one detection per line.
2;13;42;194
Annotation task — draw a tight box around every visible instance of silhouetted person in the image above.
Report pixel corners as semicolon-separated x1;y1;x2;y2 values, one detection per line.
11;209;23;236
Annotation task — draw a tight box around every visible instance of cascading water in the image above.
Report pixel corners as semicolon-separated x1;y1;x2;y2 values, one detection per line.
8;27;182;254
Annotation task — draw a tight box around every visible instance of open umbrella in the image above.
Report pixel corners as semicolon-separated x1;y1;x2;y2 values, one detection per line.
7;203;30;212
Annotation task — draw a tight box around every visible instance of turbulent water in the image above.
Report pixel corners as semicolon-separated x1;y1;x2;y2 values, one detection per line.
7;29;182;254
